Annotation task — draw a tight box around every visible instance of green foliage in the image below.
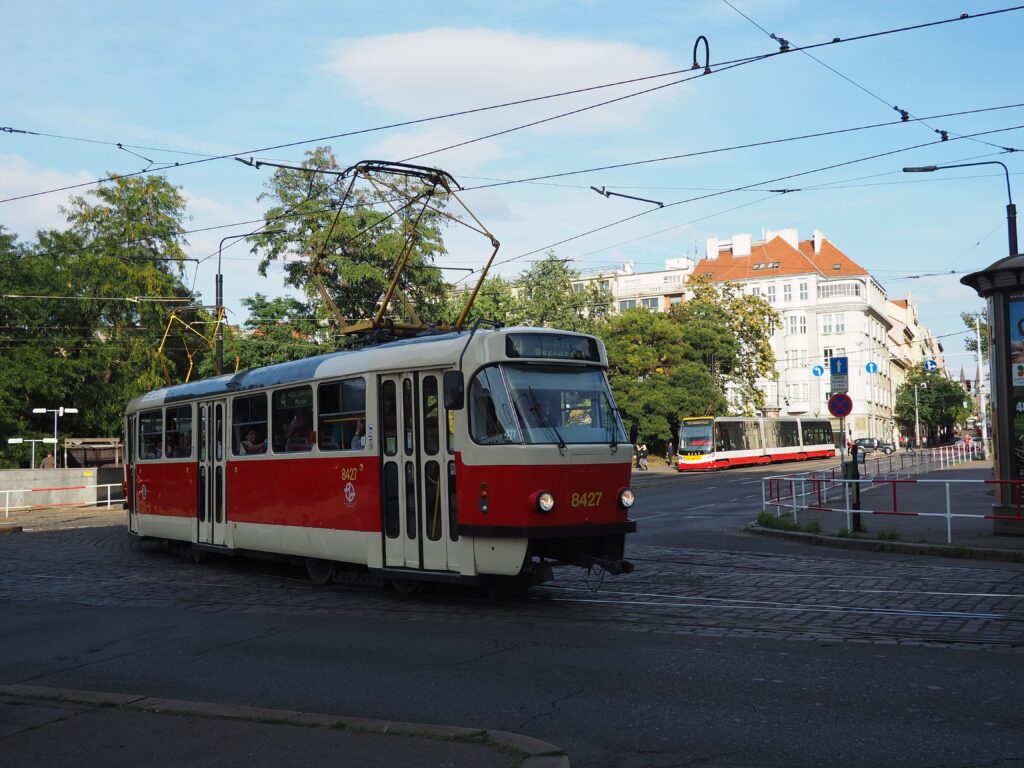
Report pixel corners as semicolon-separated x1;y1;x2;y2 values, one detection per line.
961;311;988;363
513;252;613;334
250;148;450;328
756;511;822;534
894;365;971;443
0;176;194;467
877;526;901;541
600;309;725;452
459;276;519;327
673;276;779;415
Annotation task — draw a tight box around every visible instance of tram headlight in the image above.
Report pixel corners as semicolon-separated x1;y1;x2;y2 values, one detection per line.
618;488;636;509
535;491;555;513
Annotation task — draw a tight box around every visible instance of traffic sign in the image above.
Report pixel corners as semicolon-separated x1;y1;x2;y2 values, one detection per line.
831;373;849;393
812;365;824;377
865;362;878;374
828;392;853;418
925;359;938;371
829;356;848;375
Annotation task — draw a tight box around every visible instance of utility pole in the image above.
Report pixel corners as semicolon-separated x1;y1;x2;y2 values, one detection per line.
975;313;989;458
914;384;921;448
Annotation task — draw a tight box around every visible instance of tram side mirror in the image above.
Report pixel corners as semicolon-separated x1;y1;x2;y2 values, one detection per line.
629;422;639;444
444;370;465;410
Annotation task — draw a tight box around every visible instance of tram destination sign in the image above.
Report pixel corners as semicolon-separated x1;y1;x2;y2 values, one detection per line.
506;333;600;362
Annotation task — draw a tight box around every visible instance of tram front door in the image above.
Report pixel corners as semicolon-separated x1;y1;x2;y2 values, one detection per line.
379;371;452;571
126;414;139;534
197;399;227;547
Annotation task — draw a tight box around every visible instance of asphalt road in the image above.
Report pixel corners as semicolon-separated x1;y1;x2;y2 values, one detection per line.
2;501;1023;768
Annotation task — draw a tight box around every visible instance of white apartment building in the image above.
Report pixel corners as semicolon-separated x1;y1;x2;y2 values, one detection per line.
573;258;695;312
691;228;946;440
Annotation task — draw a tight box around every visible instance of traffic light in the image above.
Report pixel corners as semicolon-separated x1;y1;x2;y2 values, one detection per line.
965;380;972;392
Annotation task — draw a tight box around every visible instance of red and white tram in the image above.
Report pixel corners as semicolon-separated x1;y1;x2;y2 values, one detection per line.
675;416;836;471
124;327;637;590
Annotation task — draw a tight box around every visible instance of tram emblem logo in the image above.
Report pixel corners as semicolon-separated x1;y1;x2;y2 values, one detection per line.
344;481;357;504
139;484;147;500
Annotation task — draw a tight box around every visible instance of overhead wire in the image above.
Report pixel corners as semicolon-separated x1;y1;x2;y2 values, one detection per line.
3;4;1020;204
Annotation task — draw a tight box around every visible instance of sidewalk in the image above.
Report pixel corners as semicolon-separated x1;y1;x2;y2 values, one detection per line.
0;685;568;768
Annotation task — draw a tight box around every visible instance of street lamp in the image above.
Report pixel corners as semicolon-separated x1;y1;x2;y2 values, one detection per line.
902;161;1017;260
7;437;58;469
32;407;77;466
216;229;285;376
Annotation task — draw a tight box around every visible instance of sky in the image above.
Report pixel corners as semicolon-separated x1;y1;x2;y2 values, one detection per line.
2;0;1021;372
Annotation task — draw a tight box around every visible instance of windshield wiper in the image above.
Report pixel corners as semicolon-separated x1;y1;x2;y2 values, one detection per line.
527;386;567;454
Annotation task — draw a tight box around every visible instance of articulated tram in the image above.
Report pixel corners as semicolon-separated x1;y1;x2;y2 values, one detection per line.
675;416;836;471
124;327;637;591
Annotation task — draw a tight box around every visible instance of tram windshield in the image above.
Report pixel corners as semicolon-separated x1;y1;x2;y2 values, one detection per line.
469;365;626;445
678;419;714;453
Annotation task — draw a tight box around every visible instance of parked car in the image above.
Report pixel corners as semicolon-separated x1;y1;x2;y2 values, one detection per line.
969;435;984;448
853;437;896;455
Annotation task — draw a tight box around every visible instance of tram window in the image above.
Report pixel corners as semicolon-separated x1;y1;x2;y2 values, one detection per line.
233;394;268;456
447;460;458;541
403;379;414;455
317;377;366;451
404;461;417;539
446;410;455;454
801;421;832;446
778;421;800;448
424;461;441;541
382;381;398;456
165;405;193;459
272;386;313;453
741;420;762;449
139;410;163;460
383;463;400;538
468;367;519;445
423;376;439;456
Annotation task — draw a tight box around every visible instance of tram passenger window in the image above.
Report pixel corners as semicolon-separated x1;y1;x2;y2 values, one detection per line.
403;379;414;455
139;410;163;460
317;378;366;451
382;381;398;456
232;394;268;455
778;421;800;448
164;405;193;459
425;461;441;541
741;420;762;449
273;386;313;453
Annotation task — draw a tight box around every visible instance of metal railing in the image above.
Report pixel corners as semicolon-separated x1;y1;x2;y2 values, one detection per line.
761;445;996;544
2;483;124;518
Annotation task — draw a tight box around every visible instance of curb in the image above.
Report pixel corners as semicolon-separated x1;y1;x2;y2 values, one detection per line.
747;523;1024;563
0;524;23;535
0;684;570;767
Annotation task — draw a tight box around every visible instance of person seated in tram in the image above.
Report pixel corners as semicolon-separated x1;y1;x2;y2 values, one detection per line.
177;431;192;457
241;428;266;455
145;442;161;459
164;440;176;458
283;410;312;451
350;418;366;450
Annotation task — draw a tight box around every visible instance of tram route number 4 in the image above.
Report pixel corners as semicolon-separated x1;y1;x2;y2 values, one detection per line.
828;393;853;418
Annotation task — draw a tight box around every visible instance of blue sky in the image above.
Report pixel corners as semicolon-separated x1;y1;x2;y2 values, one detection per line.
2;0;1020;370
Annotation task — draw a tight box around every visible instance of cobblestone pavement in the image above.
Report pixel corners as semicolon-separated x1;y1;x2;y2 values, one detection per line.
2;509;1023;652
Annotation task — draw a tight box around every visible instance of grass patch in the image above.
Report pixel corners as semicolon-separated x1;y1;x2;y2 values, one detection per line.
757;511;822;534
876;526;901;541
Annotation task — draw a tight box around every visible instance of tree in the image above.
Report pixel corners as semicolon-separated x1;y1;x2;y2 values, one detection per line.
672;276;779;414
250;148;451;329
457;275;520;327
0;175;194;466
894;366;971;444
961;311;989;364
514;252;613;334
600;309;725;454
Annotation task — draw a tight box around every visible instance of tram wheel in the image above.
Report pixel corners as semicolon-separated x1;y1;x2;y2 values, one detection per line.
305;558;336;585
390;577;423;595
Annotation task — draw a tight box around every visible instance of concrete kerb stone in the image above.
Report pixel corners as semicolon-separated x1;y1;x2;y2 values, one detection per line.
0;525;23;534
0;685;570;767
746;523;1024;563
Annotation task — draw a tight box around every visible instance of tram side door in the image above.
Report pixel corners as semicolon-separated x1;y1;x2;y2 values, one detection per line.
197;400;227;547
126;414;139;534
418;370;451;571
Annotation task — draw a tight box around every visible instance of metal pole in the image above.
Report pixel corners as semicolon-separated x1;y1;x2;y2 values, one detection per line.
914;384;921;448
975;313;989;459
30;441;36;470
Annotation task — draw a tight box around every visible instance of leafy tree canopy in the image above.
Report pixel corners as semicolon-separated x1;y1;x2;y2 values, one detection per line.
894;365;971;444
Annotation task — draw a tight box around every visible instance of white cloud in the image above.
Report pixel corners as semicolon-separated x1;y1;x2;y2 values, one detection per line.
0;154;94;238
324;28;676;135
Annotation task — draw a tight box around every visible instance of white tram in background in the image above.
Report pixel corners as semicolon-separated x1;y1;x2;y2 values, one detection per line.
675;416;836;470
124;327;637;591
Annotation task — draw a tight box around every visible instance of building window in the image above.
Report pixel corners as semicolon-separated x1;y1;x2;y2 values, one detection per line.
572;282;583;292
822;314;833;334
669;295;683;305
640;297;659;309
751;287;761;296
766;285;776;304
618;299;637;311
799;316;806;334
817;282;862;299
835;313;845;333
787;316;797;335
799;282;808;301
823;347;834;363
783;284;792;302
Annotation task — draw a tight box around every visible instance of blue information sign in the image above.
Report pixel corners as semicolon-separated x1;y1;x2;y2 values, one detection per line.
865;362;878;374
812;365;824;377
924;360;938;371
827;392;853;418
829;356;848;375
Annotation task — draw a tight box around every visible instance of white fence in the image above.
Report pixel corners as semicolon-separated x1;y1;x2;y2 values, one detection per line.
760;445;1007;544
3;482;124;517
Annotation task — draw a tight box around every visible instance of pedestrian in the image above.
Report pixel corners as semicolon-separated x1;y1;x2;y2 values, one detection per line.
637;443;648;471
41;452;55;469
665;441;674;463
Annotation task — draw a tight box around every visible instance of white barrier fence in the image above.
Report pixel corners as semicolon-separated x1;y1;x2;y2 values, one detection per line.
761;445;1001;544
3;482;124;517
